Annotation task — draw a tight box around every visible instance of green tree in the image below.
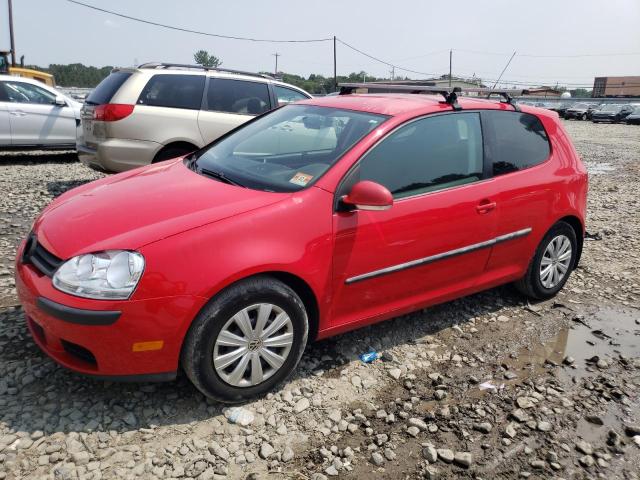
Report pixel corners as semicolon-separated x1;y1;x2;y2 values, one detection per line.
193;50;222;68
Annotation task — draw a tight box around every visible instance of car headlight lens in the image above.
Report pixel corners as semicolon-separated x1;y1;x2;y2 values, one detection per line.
53;251;145;300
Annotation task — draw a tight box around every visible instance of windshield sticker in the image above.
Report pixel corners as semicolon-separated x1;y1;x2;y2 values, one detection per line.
290;172;314;186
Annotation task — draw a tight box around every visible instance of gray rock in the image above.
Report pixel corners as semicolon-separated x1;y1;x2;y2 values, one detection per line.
576;440;593;455
388;368;402;380
474;422;493;434
537;421;552;432
434;390;447;400
282;446;294;462
516;397;535;409
370;451;385;466
505;423;517;438
259;442;275;459
437;449;454;463
408;418;428;431
454;452;473;468
407;426;420;437
422;445;438;463
579;455;595;467
294;397;310;413
384;448;396;461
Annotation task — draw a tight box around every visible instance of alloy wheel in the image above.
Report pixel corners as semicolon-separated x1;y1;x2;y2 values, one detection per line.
213;303;294;387
539;234;572;289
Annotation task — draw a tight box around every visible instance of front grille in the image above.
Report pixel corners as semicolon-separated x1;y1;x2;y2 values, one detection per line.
61;340;97;366
22;234;64;277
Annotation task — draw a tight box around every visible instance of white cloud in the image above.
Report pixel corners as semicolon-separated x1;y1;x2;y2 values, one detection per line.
103;19;119;29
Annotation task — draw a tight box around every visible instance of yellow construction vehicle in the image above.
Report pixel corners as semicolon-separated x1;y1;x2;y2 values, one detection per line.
0;51;55;86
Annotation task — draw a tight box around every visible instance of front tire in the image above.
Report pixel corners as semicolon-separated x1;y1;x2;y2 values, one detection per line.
515;221;577;300
181;276;309;403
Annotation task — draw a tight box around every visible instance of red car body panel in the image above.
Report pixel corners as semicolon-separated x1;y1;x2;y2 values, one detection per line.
15;94;588;379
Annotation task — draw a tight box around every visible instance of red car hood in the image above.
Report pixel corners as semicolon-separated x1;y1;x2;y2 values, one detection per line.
34;159;288;259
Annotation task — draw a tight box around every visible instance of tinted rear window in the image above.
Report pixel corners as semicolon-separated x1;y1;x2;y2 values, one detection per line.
484;111;550;176
207;78;271;115
137;74;205;110
86;71;131;105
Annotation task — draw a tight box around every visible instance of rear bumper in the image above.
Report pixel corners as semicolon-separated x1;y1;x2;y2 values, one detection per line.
15;241;204;380
77;138;161;173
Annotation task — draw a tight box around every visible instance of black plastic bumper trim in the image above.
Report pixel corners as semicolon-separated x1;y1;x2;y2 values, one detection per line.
36;297;121;325
80;371;177;383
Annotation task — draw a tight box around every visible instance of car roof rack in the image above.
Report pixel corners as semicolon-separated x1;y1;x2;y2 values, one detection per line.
462;87;529;112
138;62;274;80
338;83;531;112
338;83;463;110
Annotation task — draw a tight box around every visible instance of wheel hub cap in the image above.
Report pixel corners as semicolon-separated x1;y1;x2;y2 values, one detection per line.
213;303;294;388
539;234;572;289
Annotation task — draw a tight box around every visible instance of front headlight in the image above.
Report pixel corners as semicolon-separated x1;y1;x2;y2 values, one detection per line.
53;251;145;300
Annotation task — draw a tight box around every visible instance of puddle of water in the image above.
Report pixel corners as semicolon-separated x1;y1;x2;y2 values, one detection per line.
585;162;616;175
505;308;639;380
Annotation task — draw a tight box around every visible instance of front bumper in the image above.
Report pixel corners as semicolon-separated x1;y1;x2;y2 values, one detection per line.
77;138;161;173
15;241;204;380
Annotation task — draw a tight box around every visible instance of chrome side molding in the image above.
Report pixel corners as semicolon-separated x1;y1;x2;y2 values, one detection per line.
345;228;532;284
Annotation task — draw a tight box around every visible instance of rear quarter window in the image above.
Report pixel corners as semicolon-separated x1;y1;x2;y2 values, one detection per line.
86;71;132;105
206;78;271;115
484;111;550;176
137;74;205;110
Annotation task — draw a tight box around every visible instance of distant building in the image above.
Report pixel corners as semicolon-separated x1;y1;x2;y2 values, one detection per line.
592;76;640;97
521;87;563;98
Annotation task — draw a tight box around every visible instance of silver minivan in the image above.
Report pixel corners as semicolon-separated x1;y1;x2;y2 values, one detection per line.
77;63;312;172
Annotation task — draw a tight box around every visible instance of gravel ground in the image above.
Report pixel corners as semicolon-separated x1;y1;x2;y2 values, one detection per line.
0;121;639;480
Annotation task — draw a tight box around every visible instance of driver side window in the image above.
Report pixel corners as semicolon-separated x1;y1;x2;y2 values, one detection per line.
207;78;271;115
4;81;57;105
353;112;484;199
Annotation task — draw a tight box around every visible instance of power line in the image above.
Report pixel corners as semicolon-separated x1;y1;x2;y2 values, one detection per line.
65;0;332;43
453;48;640;58
336;38;439;78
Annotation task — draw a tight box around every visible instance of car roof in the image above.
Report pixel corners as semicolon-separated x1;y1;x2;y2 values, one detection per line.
296;93;556;118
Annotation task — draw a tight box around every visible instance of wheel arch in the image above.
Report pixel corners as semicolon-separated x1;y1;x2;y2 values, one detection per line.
187;270;321;344
557;215;584;267
152;141;199;163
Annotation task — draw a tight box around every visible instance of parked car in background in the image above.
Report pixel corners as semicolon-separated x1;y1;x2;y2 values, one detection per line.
16;84;587;402
586;103;603;120
0;75;81;149
591;104;635;123
564;102;597;120
77;63;312;173
625;106;640;125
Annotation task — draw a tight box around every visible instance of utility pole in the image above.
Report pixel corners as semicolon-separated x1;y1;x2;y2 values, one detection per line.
333;36;337;92
390;66;395;81
449;49;452;87
272;53;280;76
8;0;16;66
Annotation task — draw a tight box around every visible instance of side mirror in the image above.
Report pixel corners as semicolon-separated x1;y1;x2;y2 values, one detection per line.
54;96;67;107
341;180;393;211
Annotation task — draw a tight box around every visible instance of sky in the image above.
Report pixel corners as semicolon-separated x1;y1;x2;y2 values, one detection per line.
2;0;640;88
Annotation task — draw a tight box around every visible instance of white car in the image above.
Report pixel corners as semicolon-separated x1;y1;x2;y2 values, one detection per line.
0;75;81;149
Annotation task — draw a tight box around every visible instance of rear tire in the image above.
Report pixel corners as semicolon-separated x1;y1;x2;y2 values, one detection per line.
181;276;308;403
515;221;577;300
153;144;197;163
580;113;587;120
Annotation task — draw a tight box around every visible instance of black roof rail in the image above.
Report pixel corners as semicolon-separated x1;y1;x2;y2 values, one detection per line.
138;62;274;80
462;88;530;111
338;83;463;110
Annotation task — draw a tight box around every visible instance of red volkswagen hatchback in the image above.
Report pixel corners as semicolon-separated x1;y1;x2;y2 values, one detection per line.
15;85;588;402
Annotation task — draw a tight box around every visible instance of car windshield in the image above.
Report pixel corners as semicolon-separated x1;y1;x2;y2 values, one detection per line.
192;105;388;192
572;103;588;109
601;104;622;112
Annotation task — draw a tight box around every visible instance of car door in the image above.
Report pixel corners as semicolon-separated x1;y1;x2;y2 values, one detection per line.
330;112;498;328
3;80;76;146
480;110;554;279
0;83;10;146
198;78;272;144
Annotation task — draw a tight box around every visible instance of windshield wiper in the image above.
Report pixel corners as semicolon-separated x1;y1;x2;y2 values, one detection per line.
198;167;245;187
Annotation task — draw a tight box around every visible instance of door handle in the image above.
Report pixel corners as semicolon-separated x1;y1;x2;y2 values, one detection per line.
476;200;496;214
9;110;26;117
